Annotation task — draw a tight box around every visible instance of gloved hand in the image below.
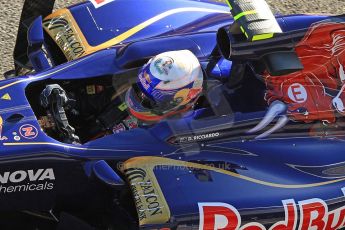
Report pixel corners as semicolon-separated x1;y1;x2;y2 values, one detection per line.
40;84;69;108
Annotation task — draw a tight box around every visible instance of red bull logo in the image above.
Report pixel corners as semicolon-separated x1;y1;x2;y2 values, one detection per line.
199;188;345;230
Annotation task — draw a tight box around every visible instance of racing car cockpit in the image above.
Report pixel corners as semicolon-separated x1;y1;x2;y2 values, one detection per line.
27;59;233;144
25;0;345;146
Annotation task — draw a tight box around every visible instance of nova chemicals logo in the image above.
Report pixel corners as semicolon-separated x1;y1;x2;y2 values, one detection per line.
0;168;55;194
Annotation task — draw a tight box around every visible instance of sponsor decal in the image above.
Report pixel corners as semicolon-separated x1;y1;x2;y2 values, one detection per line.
174;132;221;144
90;0;116;8
139;71;151;91
199;188;345;230
0;168;55;194
1;93;11;101
43;14;86;61
154;57;174;75
188;88;202;100
0;116;7;141
287;83;308;103
144;72;152;84
0;116;3;139
118;103;128;112
113;123;126;134
19;124;38;139
123;116;138;130
86;85;96;95
123;166;170;225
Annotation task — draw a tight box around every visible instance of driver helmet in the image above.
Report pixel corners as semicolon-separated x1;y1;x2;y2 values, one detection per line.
125;50;204;122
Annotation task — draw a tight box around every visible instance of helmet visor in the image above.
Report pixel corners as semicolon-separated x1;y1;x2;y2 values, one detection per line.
127;84;180;116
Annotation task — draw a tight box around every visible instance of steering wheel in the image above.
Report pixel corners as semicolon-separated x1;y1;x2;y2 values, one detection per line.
40;84;80;144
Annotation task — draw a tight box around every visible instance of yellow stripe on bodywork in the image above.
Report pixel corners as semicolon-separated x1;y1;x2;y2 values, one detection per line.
0;79;27;91
0;116;2;139
2;142;145;153
0;54;94;91
2;8;230;91
93;7;231;52
125;157;345;189
0;116;3;132
44;8;231;60
3;142;92;150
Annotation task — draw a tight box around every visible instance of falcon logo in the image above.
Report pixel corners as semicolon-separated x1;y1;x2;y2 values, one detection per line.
43;18;69;30
125;168;169;225
43;14;86;60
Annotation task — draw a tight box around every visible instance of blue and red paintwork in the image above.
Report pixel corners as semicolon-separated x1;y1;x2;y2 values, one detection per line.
0;0;344;228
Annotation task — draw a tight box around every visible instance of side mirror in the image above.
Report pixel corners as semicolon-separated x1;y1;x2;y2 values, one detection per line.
27;16;52;72
28;16;44;46
217;27;232;59
93;160;125;187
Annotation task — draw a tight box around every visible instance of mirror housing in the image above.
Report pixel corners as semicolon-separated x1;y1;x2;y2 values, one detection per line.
28;16;45;46
27;16;52;72
92;160;125;187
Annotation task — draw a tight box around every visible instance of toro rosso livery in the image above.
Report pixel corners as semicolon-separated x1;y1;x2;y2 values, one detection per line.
0;0;345;229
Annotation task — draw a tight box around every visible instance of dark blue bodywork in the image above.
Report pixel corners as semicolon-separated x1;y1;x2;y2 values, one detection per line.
0;0;344;229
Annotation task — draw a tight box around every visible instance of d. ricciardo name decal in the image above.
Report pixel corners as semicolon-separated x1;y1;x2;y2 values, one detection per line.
171;132;221;144
199;189;345;230
0;168;55;194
